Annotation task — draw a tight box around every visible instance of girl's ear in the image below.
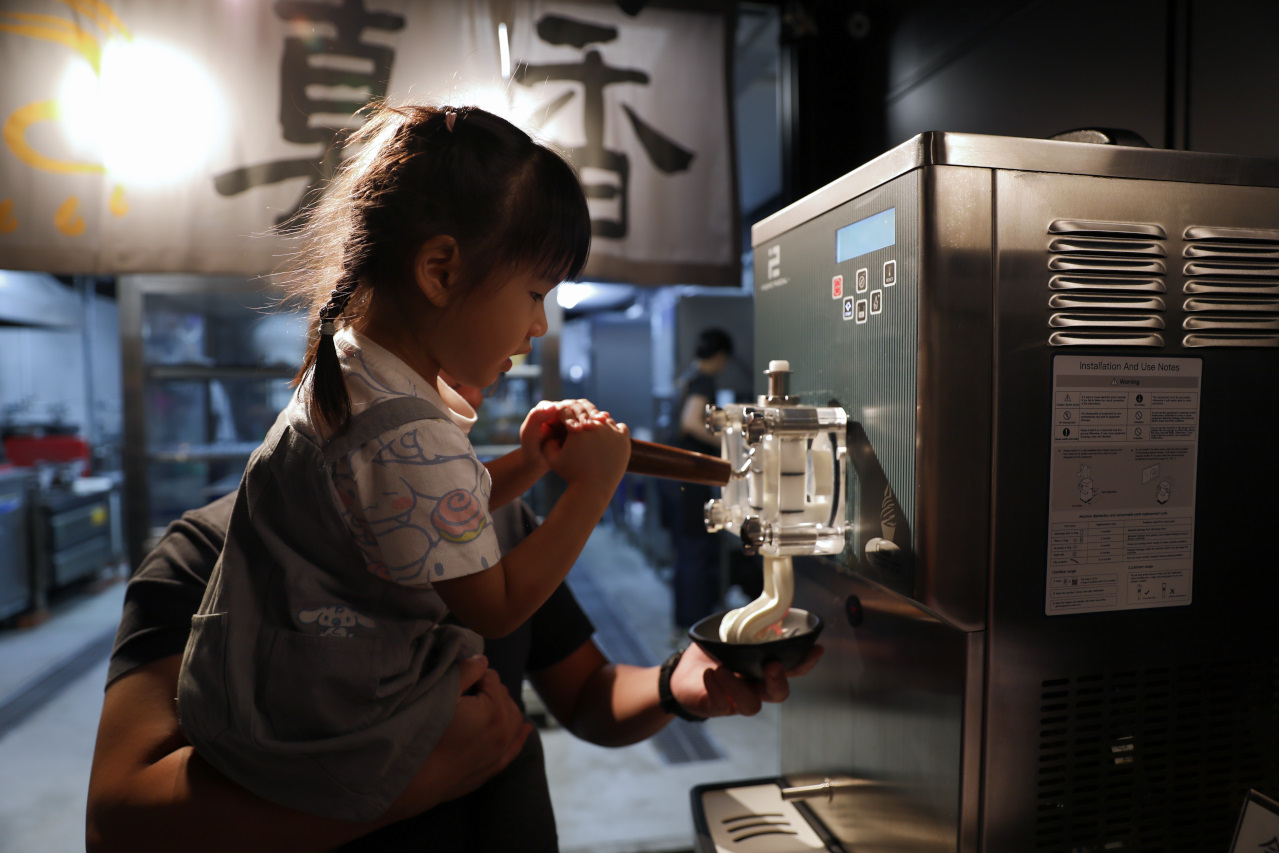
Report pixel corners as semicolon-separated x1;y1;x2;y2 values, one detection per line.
414;235;462;308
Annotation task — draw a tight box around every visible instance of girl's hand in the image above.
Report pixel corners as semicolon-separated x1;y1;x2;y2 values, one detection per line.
520;399;613;467
519;401;563;468
668;642;824;719
543;413;630;493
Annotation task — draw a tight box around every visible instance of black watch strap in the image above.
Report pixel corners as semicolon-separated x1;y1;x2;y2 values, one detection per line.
658;648;707;722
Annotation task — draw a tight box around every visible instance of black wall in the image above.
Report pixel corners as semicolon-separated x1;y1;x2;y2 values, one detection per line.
778;0;1279;206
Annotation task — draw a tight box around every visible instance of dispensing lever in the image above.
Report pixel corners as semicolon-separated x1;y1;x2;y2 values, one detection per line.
627;438;732;487
541;422;732;488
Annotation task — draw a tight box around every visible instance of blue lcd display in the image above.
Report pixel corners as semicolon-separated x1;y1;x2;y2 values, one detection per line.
836;208;896;263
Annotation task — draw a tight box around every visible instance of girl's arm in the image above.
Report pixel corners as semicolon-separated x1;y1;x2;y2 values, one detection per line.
433;479;614;638
86;655;529;853
435;414;630;638
484;448;547;511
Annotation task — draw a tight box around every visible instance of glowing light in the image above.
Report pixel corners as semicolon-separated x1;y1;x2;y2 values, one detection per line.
498;22;510;80
58;60;102;159
556;282;593;310
59;36;228;187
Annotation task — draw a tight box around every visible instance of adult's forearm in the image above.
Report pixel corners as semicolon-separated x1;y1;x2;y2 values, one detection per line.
87;746;393;853
566;663;673;747
86;660;402;853
86;657;528;853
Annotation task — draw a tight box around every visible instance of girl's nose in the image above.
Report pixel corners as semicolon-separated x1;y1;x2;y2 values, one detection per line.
530;299;548;338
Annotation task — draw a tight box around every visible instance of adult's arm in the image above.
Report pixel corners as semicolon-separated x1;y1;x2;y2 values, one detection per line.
90;492;530;852
529;639;823;748
678;372;720;449
86;654;530;853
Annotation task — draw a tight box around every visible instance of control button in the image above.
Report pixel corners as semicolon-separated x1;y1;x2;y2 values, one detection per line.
842;296;854;321
855;299;868;324
870;290;883;315
832;274;843;299
883;259;897;287
855;268;868;293
845;595;864;627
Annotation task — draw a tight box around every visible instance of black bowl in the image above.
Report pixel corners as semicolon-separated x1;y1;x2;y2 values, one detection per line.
688;609;823;681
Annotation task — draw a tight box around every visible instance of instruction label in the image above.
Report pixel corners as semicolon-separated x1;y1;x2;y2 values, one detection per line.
1045;356;1201;615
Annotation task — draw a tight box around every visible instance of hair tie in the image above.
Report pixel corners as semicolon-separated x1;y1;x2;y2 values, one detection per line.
320;320;336;337
445;111;457;133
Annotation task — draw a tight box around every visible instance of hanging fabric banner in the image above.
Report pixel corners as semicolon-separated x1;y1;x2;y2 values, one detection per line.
508;0;738;285
0;0;736;285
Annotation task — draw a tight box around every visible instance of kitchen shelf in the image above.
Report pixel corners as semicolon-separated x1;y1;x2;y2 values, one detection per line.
147;442;263;463
147;364;298;381
506;363;541;380
121;276;306;564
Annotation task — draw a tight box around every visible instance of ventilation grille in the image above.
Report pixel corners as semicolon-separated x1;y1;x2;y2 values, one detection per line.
1181;226;1279;348
1047;220;1168;347
1034;657;1279;852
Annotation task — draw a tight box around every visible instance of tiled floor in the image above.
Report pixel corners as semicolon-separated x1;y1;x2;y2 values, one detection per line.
0;524;780;853
0;576;125;853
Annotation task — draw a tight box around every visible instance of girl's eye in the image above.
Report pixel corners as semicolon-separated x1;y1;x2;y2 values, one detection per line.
531;292;545;303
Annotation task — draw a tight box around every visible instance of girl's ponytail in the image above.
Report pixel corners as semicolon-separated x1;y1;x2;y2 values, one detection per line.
310;264;361;436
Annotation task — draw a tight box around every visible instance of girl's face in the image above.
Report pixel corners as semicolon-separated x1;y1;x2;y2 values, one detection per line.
435;267;555;390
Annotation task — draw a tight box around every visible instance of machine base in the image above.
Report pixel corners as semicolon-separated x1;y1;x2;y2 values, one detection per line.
691;777;843;853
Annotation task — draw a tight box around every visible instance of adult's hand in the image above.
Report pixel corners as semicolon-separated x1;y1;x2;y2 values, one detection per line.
530;637;824;749
381;656;531;822
669;642;824;718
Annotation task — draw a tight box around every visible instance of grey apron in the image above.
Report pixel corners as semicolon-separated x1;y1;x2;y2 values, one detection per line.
177;395;484;821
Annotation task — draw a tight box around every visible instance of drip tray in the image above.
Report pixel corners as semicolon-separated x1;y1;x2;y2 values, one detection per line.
691;777;842;853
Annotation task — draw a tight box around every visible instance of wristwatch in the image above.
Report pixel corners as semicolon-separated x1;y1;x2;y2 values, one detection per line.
658;648;708;722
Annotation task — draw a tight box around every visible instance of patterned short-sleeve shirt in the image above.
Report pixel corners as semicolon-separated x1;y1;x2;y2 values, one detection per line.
287;328;501;587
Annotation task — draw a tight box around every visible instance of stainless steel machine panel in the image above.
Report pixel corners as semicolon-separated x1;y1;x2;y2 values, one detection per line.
781;562;983;852
983;169;1279;852
748;132;1279;852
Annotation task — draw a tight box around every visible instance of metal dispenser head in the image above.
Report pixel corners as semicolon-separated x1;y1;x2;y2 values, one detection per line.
703;360;848;557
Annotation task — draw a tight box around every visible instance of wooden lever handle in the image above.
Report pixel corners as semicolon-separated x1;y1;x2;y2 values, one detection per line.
627;438;731;487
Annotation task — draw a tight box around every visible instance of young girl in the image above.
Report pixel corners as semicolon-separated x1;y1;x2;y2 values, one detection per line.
176;103;631;823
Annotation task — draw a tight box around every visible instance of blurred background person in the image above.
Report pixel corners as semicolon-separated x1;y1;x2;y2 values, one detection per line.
667;328;734;639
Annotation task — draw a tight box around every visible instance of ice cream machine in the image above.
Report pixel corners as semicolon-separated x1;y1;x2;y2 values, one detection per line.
690;132;1279;853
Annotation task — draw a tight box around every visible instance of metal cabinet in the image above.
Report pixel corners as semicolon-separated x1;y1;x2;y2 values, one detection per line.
27;481;123;609
119;276;305;566
0;470;31;621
